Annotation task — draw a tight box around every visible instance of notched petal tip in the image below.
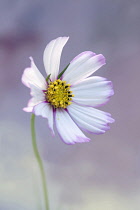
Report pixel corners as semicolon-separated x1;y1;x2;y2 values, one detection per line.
70;51;96;64
61;36;69;40
97;54;106;65
29;56;33;62
76;136;91;143
23;106;33;112
109;118;115;124
29;57;35;69
67;103;114;135
59;135;90;145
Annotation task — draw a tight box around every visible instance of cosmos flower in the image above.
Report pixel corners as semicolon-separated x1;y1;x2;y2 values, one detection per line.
22;37;114;144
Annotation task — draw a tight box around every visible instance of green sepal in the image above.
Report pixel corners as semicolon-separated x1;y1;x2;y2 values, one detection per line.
46;74;51;82
57;64;70;79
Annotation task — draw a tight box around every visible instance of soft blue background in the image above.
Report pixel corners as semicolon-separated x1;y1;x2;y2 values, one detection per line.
0;0;140;209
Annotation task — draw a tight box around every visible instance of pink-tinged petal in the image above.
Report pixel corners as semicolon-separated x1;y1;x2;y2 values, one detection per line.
55;108;90;144
71;76;114;107
23;106;33;112
62;52;105;85
67;103;114;134
70;51;96;66
22;57;47;89
43;37;69;82
33;102;54;135
23;98;37;112
23;84;46;113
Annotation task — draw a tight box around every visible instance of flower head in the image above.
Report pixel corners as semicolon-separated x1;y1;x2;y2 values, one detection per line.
22;37;114;144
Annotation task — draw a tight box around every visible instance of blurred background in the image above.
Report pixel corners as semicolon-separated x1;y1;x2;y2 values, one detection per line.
0;0;140;209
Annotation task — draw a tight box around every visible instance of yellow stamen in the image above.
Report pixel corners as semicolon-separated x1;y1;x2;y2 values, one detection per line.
46;79;74;108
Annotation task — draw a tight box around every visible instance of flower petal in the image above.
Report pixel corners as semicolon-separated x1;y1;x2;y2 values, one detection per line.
67;103;114;134
55;108;90;144
62;51;105;85
22;57;47;89
30;84;45;102
43;37;69;82
23;98;34;112
33;102;54;135
23;97;37;112
23;84;46;113
71;76;114;107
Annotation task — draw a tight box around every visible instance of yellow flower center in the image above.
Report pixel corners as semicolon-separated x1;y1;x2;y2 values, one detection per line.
46;79;74;108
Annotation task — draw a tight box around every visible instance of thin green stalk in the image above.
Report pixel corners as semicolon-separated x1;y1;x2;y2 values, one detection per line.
57;63;70;79
31;114;49;210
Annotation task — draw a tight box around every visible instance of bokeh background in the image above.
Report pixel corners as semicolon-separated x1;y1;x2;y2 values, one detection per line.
0;0;140;209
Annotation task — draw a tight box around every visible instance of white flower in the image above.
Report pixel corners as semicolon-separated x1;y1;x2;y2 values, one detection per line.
22;37;114;144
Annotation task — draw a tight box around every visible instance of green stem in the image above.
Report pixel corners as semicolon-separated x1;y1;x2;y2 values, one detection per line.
31;114;49;210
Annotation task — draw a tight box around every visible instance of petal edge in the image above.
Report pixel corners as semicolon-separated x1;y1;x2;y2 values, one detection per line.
43;37;69;81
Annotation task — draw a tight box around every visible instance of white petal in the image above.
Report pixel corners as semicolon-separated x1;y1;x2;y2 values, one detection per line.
23;106;33;112
62;51;105;85
55;109;90;144
43;37;69;82
33;102;54;135
67;103;114;134
22;57;47;89
71;76;114;107
23;98;37;112
23;84;46;113
30;84;45;102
